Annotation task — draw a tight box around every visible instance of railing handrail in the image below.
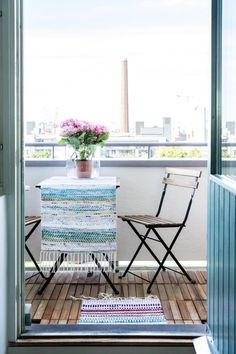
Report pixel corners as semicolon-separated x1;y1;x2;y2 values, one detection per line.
25;141;209;148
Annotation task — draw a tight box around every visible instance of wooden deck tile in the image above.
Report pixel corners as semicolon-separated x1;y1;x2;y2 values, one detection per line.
50;284;63;300
169;300;182;321
195;284;207;300
165;284;175;300
50;299;64;321
175;273;186;283
41;300;57;321
187;271;198;283
113;272;121;284
161;300;173;321
59;300;73;321
157;284;168;300
171;284;183;300
135;284;144;298
168;271;178;284
31;299;41;318
194;300;207;321
33;300;48;322
127;272;135;283
195;271;206;284
66;284;77;299
185;301;200;322
201;271;207;282
74;284;84;298
114;284;122;297
90;284;99;298
25;284;34;298
161;271;171;284
187;284;201;300
26;283;41;301
58;284;70;300
121;284;129;298
128;283;136;297
176;300;191;320
179;283;192;300
25;269;207;325
41;283;56;300
83;284;91;297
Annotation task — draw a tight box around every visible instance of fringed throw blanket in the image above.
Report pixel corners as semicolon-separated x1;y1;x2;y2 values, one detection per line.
40;176;117;271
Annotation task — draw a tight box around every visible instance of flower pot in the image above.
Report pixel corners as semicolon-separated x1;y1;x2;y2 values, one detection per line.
75;160;93;178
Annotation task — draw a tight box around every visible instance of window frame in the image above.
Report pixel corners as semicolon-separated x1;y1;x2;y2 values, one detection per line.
5;0;208;349
211;0;236;191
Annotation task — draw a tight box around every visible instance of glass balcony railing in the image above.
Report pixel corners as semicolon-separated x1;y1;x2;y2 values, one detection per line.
25;141;209;161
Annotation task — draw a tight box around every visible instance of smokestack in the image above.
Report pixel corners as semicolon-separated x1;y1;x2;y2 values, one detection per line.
120;59;129;133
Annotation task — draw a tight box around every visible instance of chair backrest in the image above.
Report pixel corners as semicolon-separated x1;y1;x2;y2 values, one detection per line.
156;168;202;224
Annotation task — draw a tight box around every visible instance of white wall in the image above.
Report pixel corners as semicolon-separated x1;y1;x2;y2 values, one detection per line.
0;197;7;354
25;165;207;262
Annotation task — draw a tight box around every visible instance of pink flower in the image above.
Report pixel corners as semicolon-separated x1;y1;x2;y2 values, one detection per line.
59;119;109;159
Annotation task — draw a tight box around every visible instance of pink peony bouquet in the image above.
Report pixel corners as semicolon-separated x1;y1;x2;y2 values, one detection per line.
59;119;109;160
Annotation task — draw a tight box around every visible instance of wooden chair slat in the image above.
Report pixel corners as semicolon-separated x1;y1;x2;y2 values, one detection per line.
119;215;182;227
162;177;199;189
25;216;41;226
165;168;202;178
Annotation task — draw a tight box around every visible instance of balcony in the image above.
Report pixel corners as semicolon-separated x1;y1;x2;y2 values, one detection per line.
24;143;207;326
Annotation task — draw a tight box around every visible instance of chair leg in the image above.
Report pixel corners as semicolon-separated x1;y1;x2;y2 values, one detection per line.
119;222;165;279
119;228;151;279
103;253;119;272
147;228;195;293
25;244;47;280
25;220;41;242
90;253;119;294
25;220;44;280
37;253;67;295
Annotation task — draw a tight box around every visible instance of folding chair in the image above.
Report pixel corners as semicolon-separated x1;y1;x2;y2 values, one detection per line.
25;217;70;293
118;168;202;294
25;216;46;281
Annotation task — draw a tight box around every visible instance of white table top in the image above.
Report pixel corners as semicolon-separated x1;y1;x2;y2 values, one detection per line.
36;176;120;188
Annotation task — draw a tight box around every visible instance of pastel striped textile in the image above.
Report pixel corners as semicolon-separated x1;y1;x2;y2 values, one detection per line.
39;176;117;271
78;297;166;324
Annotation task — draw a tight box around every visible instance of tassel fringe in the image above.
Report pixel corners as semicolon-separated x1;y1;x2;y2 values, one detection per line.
40;250;117;273
70;293;160;301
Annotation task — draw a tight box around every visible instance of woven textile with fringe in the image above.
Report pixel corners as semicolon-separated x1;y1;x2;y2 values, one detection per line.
39;176;117;271
76;294;166;325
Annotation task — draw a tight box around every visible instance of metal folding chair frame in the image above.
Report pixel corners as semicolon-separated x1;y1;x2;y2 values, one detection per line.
37;252;119;295
25;216;46;281
119;168;201;293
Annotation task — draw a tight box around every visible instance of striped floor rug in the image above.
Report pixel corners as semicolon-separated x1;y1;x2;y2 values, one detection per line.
78;297;166;325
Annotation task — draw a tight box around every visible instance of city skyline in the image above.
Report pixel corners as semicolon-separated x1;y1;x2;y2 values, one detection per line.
23;0;211;141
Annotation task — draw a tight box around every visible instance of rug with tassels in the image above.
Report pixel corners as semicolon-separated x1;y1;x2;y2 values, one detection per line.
78;296;166;325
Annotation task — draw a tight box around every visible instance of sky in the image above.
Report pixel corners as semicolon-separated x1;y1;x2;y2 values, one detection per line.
23;0;211;139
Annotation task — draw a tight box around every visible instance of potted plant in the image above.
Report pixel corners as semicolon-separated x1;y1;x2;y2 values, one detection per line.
59;119;109;178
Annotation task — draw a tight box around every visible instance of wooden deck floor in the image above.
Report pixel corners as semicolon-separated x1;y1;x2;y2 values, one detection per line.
25;269;207;325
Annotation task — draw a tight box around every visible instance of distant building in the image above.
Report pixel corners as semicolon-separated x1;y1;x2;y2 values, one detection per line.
135;121;163;136
135;121;144;135
26;121;36;135
175;128;187;142
226;121;235;135
135;118;172;140
120;59;129;133
163;117;172;142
